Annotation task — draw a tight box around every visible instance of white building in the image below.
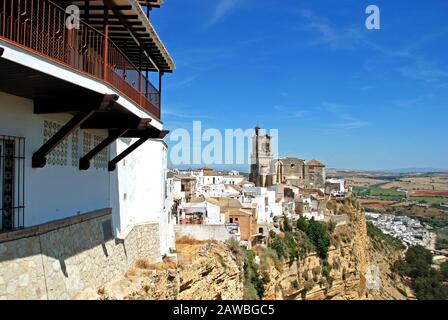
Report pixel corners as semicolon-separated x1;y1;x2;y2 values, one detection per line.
178;198;224;225
223;174;245;185
197;168;225;186
241;186;282;224
0;0;176;299
325;178;347;196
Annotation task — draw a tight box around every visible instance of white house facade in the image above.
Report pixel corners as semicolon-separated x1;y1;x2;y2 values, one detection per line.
0;0;175;299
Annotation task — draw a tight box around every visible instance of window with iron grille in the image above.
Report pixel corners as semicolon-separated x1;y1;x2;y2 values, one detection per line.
0;135;25;231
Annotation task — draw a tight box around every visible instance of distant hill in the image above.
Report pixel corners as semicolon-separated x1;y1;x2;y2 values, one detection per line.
327;167;448;178
384;168;448;174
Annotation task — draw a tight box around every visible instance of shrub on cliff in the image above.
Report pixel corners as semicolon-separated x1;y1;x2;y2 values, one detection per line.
270;234;288;260
296;217;331;260
304;280;314;293
284;232;299;261
291;279;299;290
441;262;448;281
393;245;448;300
296;216;309;232
297;234;315;259
283;217;293;232
242;249;265;300
226;237;244;266
413;271;448;300
306;219;331;260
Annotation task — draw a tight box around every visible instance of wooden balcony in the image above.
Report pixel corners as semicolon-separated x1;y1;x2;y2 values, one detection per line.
0;0;161;120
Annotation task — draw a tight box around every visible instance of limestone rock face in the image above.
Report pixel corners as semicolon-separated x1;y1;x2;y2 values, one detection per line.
262;196;410;300
89;196;410;301
177;242;244;300
93;241;244;300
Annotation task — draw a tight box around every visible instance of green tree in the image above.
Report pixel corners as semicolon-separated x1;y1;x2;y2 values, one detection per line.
283;218;292;232
413;271;448;300
270;235;287;260
440;261;448;281
404;245;433;278
243;249;265;300
393;245;448;300
306;219;331;260
296;216;309;232
284;232;298;261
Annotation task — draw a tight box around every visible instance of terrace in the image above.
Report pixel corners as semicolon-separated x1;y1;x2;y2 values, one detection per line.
0;0;174;121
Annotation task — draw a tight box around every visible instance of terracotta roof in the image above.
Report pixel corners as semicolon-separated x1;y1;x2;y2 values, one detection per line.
190;196;220;206
203;171;224;176
229;209;253;216
308;159;325;167
219;198;243;210
299;188;325;197
238;180;254;185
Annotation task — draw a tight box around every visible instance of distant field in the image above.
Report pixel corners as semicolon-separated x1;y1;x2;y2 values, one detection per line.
354;186;406;201
410;196;448;205
380;177;448;192
411;190;448;197
359;199;396;208
345;177;392;187
436;226;448;250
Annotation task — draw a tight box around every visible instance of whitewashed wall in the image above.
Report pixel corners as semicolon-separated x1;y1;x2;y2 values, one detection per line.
110;138;171;256
1;91;172;258
0;92;110;227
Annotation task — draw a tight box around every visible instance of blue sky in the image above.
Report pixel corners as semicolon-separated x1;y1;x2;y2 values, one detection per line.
151;0;448;171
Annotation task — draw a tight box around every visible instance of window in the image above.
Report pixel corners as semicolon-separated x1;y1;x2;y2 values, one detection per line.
0;135;25;231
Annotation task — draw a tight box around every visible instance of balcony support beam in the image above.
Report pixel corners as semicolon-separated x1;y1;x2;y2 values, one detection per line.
79;128;128;170
79;117;152;170
32;94;118;168
108;128;169;171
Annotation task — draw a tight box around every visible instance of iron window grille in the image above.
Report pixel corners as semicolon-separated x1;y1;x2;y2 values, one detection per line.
0;135;25;231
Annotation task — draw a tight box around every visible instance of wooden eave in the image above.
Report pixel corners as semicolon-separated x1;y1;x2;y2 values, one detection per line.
138;0;164;8
63;0;174;72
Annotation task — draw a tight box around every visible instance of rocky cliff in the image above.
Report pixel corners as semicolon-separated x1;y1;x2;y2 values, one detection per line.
86;196;411;300
261;195;410;300
90;239;244;300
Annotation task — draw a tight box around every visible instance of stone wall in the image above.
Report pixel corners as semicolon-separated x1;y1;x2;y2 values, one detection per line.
0;208;160;300
174;224;236;242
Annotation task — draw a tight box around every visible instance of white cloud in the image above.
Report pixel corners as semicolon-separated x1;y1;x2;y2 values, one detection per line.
296;8;363;50
319;102;369;132
165;75;198;90
400;62;448;83
164;107;215;120
273;105;305;118
209;0;240;25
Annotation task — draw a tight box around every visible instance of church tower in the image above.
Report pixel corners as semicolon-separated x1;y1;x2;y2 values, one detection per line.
250;126;274;186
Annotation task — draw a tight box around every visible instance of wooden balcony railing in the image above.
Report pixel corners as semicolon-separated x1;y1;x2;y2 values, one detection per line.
0;0;161;120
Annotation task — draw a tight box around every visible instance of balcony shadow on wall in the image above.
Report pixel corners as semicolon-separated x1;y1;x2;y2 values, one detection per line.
0;208;115;279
